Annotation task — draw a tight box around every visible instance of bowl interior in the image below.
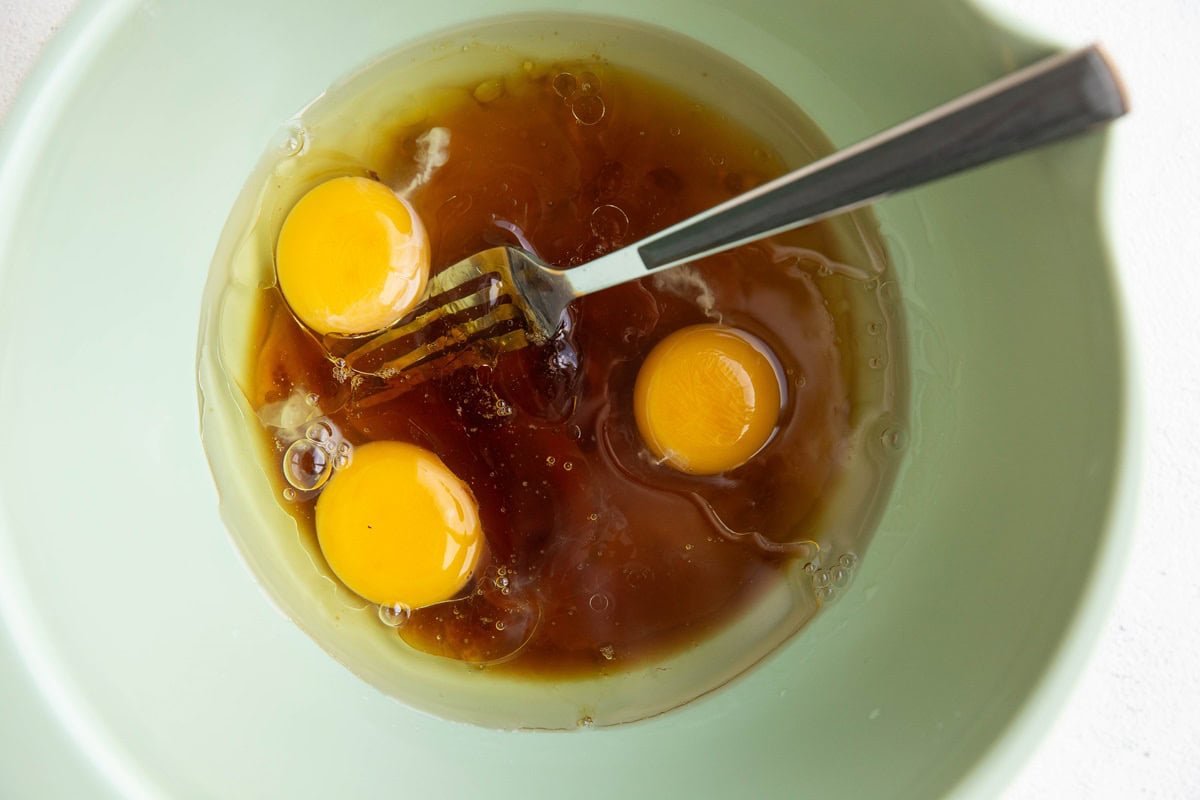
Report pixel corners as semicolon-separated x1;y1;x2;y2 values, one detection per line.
0;0;1127;797
200;11;913;730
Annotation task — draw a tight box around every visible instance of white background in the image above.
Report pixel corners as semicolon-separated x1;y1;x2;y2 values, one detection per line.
2;0;1198;797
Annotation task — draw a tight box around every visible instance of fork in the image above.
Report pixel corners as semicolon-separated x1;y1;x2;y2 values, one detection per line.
341;45;1126;378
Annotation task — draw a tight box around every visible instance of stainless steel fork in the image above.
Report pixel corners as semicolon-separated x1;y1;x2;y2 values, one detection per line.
342;45;1126;378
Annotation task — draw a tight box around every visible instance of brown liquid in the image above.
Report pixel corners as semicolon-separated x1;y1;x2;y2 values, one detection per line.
250;62;870;675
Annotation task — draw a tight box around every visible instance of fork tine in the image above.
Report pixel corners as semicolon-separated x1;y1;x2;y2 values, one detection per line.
335;248;541;380
426;255;502;295
349;326;532;407
443;327;532;371
345;282;505;363
376;314;528;375
380;304;525;372
350;304;527;376
345;247;520;363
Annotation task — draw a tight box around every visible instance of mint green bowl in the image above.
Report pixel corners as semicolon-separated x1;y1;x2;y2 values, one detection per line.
0;0;1134;797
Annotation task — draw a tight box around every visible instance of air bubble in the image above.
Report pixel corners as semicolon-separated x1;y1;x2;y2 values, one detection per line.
305;392;320;406
334;454;351;470
839;552;858;569
282;488;297;501
283;439;332;491
832;567;849;587
868;322;883;336
569;425;582;440
813;570;831;589
816;586;834;603
587;513;599;522
577;71;600;96
588;593;611;612
590;204;629;241
881;427;907;451
281;126;306;156
473;79;503;104
571;94;606;126
338;442;351;456
552;72;577;98
803;562;817;575
599;643;616;661
684;543;694;551
495;621;507;631
869;356;885;370
563;461;573;472
378;604;411;627
669;126;681;137
305;421;333;443
546;456;556;467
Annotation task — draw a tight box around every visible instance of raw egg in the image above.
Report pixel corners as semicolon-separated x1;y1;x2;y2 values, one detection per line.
315;441;482;609
276;176;430;336
634;324;783;475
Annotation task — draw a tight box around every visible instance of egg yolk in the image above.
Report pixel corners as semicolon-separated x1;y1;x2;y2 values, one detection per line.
634;324;783;475
315;441;482;609
276;176;430;336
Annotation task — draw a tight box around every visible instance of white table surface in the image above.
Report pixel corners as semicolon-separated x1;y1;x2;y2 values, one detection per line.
2;1;1198;797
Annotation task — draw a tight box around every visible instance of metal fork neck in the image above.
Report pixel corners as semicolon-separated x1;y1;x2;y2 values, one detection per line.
558;45;1125;299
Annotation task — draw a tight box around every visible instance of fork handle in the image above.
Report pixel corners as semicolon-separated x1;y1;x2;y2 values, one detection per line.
565;45;1126;294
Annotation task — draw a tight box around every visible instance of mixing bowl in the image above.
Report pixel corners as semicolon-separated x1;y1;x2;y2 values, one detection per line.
0;0;1134;796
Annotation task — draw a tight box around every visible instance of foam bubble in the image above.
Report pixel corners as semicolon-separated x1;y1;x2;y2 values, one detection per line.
881;427;907;451
473;80;503;104
552;72;577;98
283;439;332;491
572;94;606;126
378;604;412;627
576;72;600;96
590;204;629;242
305;421;333;443
280;125;307;157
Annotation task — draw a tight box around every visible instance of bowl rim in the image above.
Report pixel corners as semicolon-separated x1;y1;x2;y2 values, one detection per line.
0;2;176;796
936;3;1141;792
